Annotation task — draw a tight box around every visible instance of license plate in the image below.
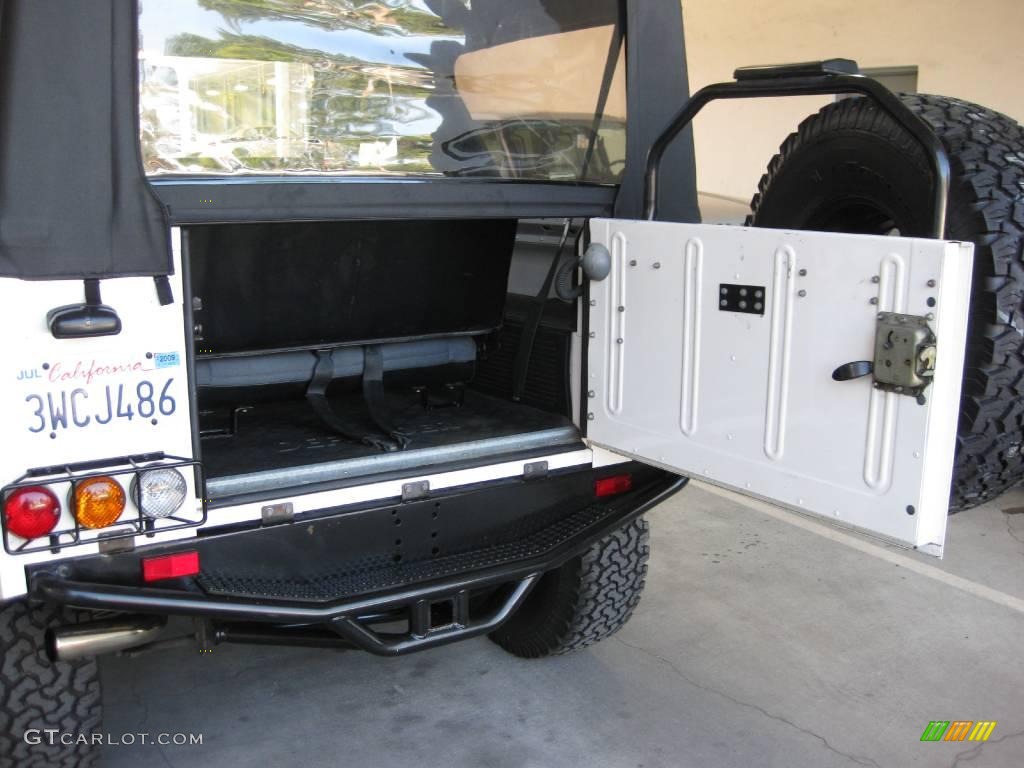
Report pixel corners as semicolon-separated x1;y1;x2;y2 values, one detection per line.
20;357;180;436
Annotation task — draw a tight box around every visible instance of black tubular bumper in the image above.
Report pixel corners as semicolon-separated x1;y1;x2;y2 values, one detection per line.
29;463;685;656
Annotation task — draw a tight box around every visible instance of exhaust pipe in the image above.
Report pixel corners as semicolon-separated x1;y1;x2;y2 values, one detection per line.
46;615;166;662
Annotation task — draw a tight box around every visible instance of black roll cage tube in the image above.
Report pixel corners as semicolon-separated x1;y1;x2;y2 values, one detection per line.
642;60;951;239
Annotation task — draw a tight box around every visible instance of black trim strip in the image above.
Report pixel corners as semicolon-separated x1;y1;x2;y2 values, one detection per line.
152;179;616;225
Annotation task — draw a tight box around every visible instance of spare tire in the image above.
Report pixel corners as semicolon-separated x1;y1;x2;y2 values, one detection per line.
749;94;1024;511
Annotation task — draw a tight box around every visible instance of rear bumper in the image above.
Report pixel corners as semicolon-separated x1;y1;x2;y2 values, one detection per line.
28;463;684;655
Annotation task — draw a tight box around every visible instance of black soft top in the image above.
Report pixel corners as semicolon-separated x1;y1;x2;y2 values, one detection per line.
0;0;697;282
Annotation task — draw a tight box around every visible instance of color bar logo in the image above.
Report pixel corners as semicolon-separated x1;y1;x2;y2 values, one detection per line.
920;721;997;742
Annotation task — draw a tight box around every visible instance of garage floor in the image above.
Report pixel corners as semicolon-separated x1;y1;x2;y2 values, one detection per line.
100;482;1024;768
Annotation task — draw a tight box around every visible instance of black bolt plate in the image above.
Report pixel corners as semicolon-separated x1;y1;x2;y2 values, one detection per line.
719;284;766;315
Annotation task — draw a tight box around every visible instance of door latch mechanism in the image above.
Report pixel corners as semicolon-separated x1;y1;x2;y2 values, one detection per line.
832;312;937;396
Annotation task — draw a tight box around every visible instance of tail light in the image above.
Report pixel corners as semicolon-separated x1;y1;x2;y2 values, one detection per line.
4;486;61;539
2;455;204;556
72;476;126;529
595;473;633;498
131;468;188;519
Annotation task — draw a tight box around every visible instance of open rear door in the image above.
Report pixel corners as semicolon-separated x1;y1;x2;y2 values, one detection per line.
586;219;974;556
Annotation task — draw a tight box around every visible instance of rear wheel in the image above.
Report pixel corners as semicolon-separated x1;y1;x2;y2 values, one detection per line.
489;516;649;657
0;600;101;768
750;94;1024;510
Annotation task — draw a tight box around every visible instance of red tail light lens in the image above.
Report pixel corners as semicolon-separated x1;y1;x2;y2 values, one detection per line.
4;486;61;539
595;474;633;498
142;551;200;582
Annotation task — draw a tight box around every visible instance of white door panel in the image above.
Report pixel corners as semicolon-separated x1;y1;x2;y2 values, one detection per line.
587;220;974;556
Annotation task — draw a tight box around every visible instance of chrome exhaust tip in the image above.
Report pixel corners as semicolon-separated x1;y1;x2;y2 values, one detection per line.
46;615;167;662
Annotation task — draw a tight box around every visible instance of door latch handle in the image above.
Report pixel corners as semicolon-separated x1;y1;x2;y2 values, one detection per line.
831;313;937;396
832;360;874;381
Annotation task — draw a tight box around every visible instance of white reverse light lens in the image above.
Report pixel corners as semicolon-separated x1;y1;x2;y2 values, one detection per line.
133;469;188;519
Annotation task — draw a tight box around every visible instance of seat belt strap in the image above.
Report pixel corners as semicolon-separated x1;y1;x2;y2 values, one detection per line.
362;344;410;450
306;349;391;451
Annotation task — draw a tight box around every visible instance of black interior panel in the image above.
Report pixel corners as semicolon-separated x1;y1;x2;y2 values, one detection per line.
188;219;517;355
474;322;572;417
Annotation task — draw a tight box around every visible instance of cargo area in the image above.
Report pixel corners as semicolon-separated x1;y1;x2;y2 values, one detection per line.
185;219;583;501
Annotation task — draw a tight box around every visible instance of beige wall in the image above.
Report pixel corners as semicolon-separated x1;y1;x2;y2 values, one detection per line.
682;0;1024;202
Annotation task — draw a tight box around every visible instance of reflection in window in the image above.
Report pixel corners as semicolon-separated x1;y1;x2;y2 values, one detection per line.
139;0;626;183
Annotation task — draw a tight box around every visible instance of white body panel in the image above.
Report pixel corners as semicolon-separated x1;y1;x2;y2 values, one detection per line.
0;227;599;600
0;239;191;470
587;220;973;555
0;228;598;596
0;234;197;597
199;448;595;530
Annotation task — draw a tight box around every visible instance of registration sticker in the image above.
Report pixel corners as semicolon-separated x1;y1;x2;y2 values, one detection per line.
153;352;181;369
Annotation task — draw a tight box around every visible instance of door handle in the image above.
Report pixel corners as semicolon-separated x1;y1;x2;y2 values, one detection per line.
832;360;874;381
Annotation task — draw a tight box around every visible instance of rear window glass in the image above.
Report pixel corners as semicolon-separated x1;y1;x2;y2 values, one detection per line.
139;0;626;184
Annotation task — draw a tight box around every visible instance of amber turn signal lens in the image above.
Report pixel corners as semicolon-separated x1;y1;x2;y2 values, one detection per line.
73;476;126;529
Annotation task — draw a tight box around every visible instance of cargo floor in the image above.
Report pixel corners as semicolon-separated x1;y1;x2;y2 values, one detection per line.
201;390;580;499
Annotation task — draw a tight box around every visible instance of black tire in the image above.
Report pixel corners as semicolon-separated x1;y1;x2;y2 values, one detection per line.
1;600;101;768
489;516;649;657
749;94;1024;511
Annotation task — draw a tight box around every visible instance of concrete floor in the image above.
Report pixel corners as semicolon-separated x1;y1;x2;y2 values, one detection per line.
101;483;1024;768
